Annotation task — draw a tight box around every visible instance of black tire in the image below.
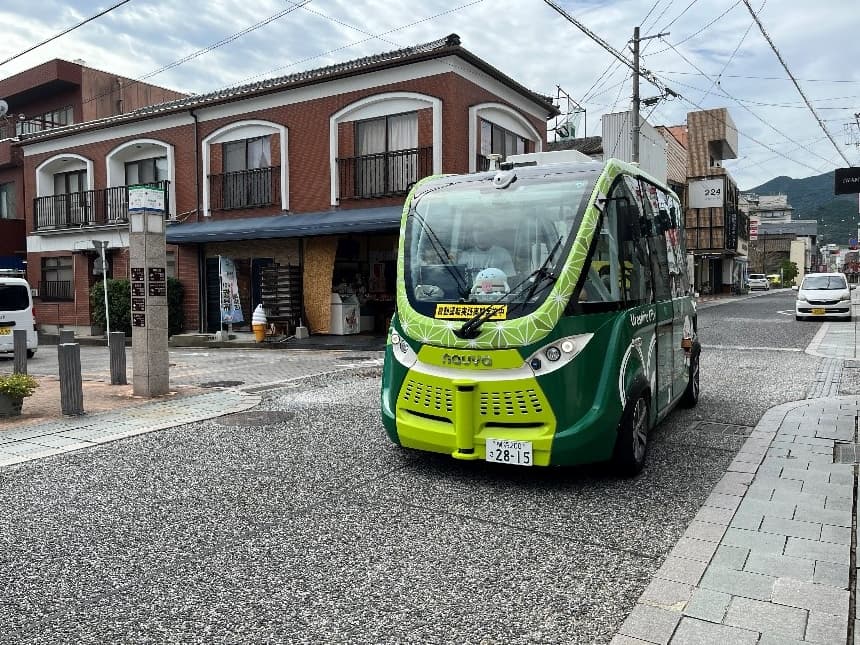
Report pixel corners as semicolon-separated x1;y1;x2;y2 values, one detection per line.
680;350;700;408
26;350;35;359
613;392;650;477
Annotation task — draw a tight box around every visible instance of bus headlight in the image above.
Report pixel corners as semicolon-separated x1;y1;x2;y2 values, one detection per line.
527;333;593;376
390;332;417;367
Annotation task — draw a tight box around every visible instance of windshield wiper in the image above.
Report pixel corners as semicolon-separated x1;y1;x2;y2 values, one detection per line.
455;236;564;339
521;235;563;305
410;209;470;299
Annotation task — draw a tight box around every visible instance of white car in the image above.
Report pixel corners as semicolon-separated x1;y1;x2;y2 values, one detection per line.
794;273;853;321
0;275;38;357
747;273;769;291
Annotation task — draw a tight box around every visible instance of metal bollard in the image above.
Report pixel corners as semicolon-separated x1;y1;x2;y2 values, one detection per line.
109;331;127;385
59;329;75;344
13;329;27;375
58;343;84;416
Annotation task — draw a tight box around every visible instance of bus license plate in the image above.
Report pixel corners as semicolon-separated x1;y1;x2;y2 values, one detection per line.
811;308;825;315
485;439;532;466
0;328;10;336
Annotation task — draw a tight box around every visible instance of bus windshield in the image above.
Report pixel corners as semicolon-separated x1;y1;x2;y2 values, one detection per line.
404;169;599;319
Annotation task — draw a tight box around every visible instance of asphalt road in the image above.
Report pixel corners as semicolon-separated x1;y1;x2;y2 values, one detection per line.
0;292;830;644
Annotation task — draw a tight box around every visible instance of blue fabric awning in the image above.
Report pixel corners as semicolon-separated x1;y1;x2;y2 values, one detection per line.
166;206;403;244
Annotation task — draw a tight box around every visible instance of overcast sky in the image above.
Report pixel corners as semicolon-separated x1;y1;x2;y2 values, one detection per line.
0;0;857;191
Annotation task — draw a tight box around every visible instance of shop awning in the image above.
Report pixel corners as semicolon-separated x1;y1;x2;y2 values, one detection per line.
165;206;404;244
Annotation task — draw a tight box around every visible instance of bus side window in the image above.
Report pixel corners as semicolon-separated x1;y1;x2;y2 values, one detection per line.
638;179;671;302
617;178;653;306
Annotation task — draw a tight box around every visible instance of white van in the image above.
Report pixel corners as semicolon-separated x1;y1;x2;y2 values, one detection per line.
0;277;38;358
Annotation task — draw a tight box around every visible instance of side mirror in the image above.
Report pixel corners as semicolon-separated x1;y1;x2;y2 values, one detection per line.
791;285;798;291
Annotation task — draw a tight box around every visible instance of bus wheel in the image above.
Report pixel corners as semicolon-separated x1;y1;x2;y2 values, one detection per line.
613;392;649;477
680;351;700;408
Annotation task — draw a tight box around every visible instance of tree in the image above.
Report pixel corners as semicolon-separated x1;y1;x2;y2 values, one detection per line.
780;260;798;287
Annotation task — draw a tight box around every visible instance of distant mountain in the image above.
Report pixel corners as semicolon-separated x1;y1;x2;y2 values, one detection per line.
746;171;858;245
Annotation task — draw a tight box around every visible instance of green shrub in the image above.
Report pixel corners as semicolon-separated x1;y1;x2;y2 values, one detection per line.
90;277;186;337
90;279;132;335
0;373;38;399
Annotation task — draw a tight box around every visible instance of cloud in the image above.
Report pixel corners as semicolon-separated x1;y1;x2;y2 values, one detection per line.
0;0;856;189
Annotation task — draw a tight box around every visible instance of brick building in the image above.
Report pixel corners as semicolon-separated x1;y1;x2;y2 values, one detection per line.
0;59;185;273
16;35;557;336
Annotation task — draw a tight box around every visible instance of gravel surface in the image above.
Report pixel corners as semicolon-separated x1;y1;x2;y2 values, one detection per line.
0;293;826;644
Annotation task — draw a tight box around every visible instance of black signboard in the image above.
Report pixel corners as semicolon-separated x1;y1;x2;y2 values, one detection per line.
132;283;145;297
149;284;166;297
131;267;145;282
835;167;860;195
133;313;146;327
726;212;738;251
132;298;146;312
148;267;166;282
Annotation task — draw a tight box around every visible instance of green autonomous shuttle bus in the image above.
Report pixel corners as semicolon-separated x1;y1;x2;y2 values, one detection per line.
380;155;700;474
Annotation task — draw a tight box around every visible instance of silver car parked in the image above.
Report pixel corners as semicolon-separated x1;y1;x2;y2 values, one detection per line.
794;272;853;321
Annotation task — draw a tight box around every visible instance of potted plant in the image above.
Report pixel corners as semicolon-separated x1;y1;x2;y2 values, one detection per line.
0;373;38;417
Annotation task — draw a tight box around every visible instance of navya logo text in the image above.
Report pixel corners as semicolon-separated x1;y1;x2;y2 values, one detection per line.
629;308;657;327
442;353;493;368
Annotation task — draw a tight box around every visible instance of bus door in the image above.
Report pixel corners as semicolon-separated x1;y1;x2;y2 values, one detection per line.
660;192;693;396
638;179;689;407
614;178;661;412
621;177;670;414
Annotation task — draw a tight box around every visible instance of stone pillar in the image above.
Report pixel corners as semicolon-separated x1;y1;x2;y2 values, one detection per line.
128;187;169;397
109;331;127;385
13;329;26;375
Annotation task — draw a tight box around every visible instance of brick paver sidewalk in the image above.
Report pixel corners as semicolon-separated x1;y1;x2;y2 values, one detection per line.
613;396;856;645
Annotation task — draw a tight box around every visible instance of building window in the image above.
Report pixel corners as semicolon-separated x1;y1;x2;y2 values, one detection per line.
125;157;168;185
17;106;73;136
355;112;419;196
0;182;14;219
220;136;273;209
41;256;74;301
478;119;526;169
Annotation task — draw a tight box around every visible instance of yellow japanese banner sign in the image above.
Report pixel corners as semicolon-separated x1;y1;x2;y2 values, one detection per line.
434;304;508;320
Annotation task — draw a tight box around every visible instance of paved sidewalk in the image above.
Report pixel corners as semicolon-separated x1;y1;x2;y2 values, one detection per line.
0;389;260;467
613;396;856;645
614;298;859;645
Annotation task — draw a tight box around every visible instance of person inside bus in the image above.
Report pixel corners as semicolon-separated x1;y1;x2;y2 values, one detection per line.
459;225;515;279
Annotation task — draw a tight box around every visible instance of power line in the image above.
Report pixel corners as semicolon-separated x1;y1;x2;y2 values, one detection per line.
650;0;742;55
657;38;836;169
221;0;485;91
652;70;860;84
0;0;133;67
699;0;764;102
740;0;852;166
542;0;668;94
78;1;313;108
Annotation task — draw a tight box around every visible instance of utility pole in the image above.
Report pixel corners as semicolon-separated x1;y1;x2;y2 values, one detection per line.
632;26;640;164
629;28;669;164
